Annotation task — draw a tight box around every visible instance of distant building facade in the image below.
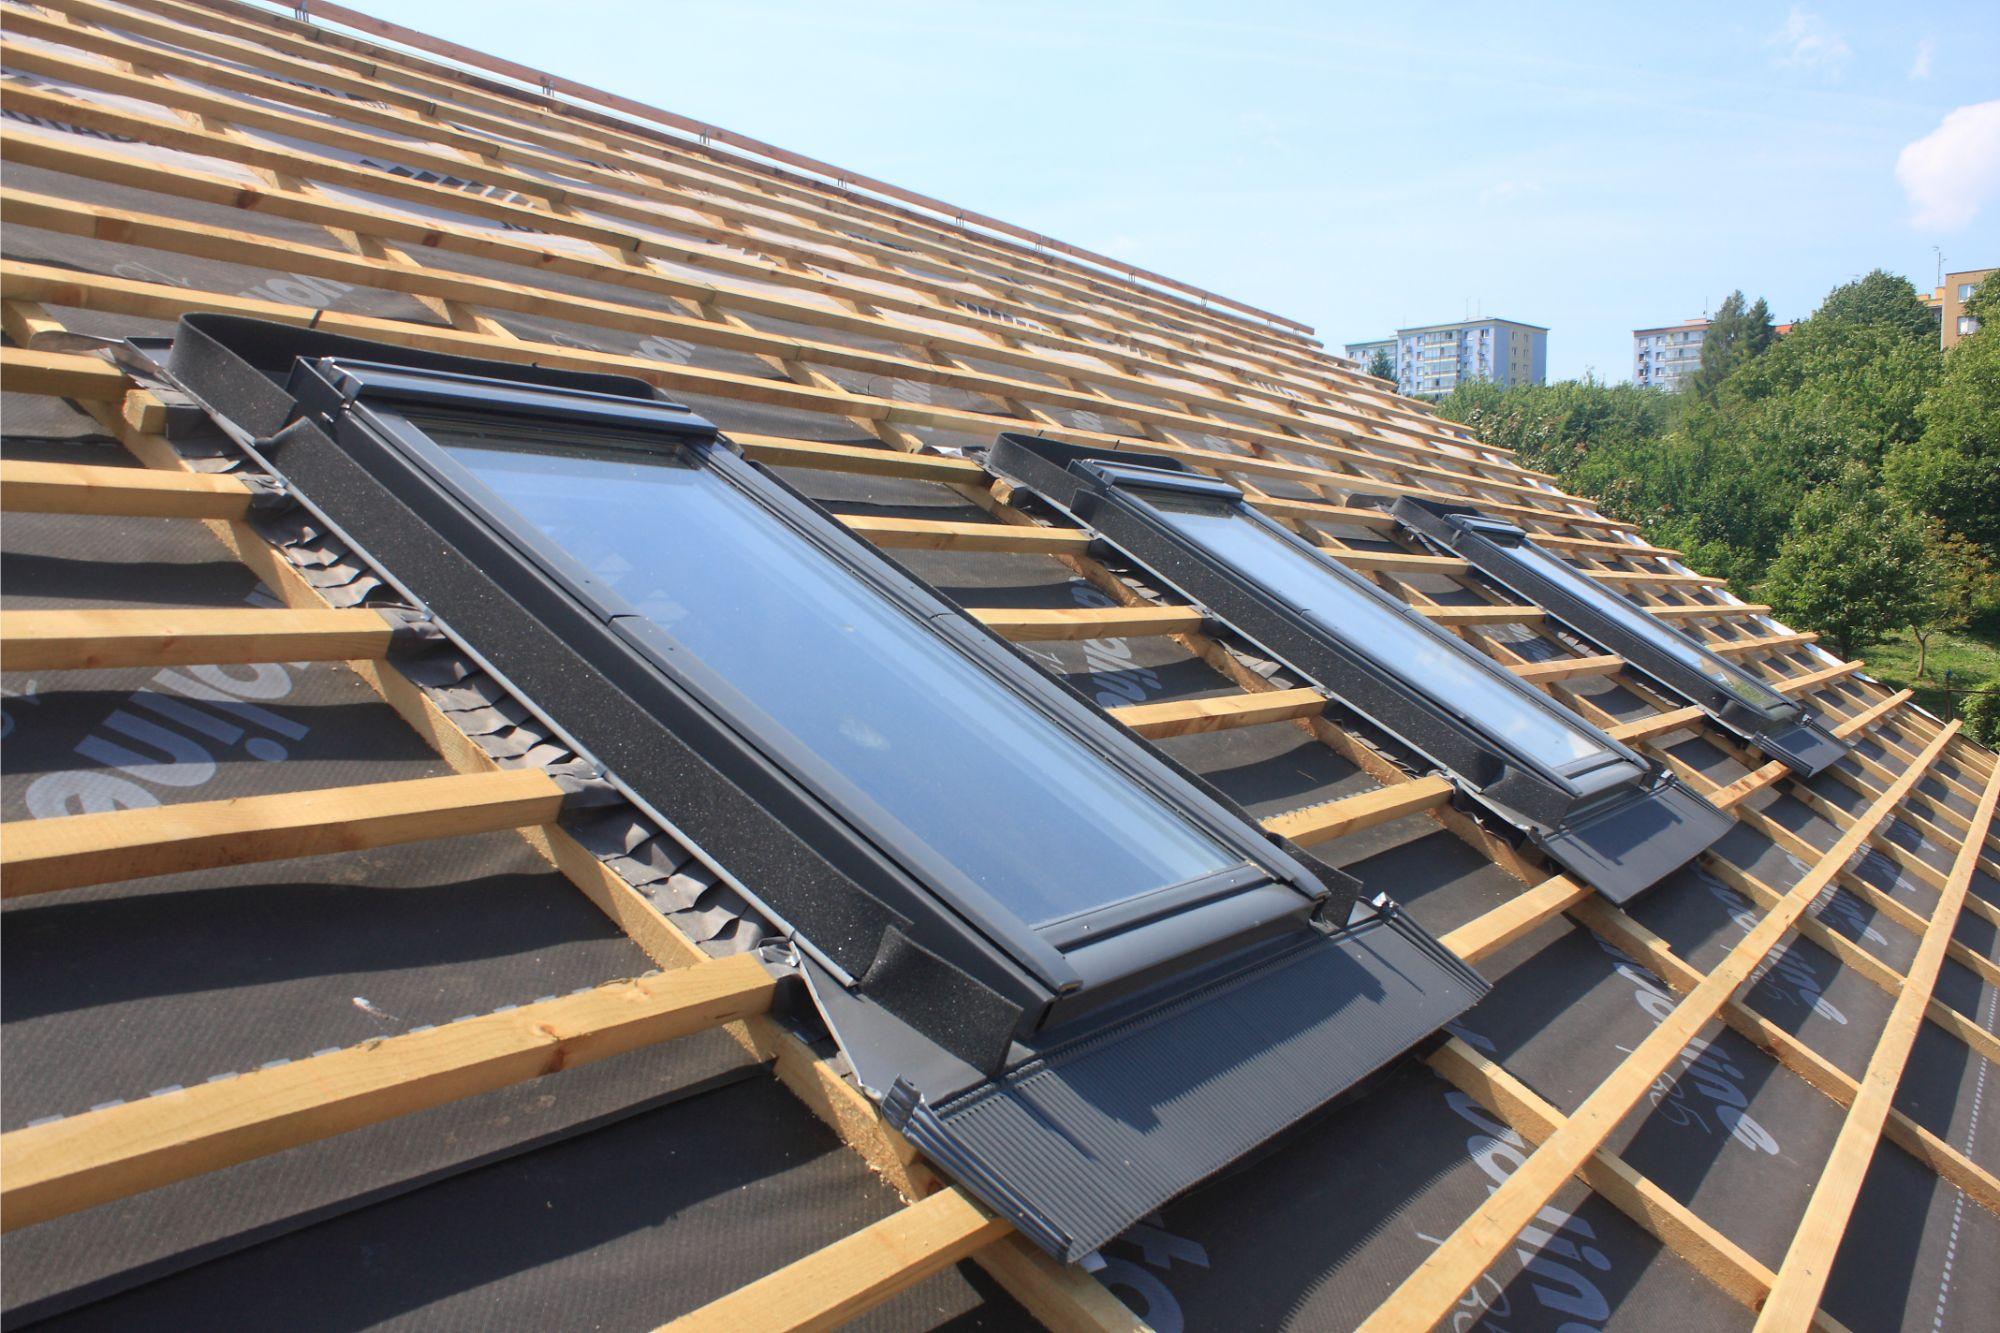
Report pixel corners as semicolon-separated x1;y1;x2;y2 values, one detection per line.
1344;338;1396;378
1633;319;1707;390
1380;318;1546;398
1940;268;1993;348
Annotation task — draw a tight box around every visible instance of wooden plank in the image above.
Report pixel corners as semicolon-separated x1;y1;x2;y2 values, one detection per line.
1568;896;2000;1218
1830;688;1911;738
968;604;1205;642
1757;758;2000;1329
0;953;776;1231
1261;776;1455;847
1775;660;1863;696
0;255;1640;537
0;769;564;897
1703;855;2000;1064
0;106;1472;481
1587;567;1725;588
0;182;1559;513
0;607;395;671
1706;760;1790;812
1111;687;1325;739
1712;630;1816;658
37;306;1135;1331
1648;601;1768;620
1354;723;1957;1333
0;459;257;520
0;345;126;399
1607;705;1707;744
662;1187;1009;1333
838;514;1091;553
1425;1040;1851;1330
1324;547;1469;575
1438;875;1592;964
1416;603;1547;627
1247;495;1396;529
732;433;986;482
1536;532;1681;560
1509;653;1624;684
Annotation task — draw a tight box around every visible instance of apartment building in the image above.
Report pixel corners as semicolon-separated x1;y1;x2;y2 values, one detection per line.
1633;318;1707;390
1386;318;1547;397
1939;268;1993;348
1343;337;1397;378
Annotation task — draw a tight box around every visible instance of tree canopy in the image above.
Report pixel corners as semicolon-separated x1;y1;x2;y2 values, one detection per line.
1810;267;1939;343
1688;290;1773;399
1433;269;1994;686
1761;465;1934;660
1885;312;2000;550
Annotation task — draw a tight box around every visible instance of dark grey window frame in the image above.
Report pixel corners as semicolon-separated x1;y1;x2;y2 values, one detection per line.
157;317;1489;1264
292;361;1337;997
1384;498;1849;776
983;433;1733;903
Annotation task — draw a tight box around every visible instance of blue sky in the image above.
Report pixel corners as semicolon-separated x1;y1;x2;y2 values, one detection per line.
380;2;1994;381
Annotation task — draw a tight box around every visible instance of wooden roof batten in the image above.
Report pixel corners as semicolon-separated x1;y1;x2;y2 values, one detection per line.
0;340;1135;1329
11;331;1991;1332
2;5;1996;1329
47;0;1319;343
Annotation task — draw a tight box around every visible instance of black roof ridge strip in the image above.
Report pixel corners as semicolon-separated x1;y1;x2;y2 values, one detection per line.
981;432;1733;905
159;317;1484;1263
1380;496;1850;777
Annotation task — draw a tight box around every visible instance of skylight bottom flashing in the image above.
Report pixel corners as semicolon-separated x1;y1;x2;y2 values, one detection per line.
1751;717;1850;775
880;909;1484;1263
1530;771;1733;903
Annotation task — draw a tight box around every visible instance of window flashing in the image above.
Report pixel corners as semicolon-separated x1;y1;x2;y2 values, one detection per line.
301;361;1312;999
159;317;1487;1264
1385;498;1849;776
983;433;1732;903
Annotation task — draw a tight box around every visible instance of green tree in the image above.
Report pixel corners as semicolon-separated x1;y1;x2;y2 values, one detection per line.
1906;528;1997;678
1885;310;2000;552
1366;347;1395;383
1761;467;1934;660
1719;308;1942;481
1688;290;1774;399
1430;269;1950;591
1964;687;2000;747
1811;269;1936;343
1964;272;1997;326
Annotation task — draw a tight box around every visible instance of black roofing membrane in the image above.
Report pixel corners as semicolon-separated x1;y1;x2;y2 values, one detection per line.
2;144;1996;1331
1095;1061;1753;1332
20;1077;1024;1332
3;426;1993;1333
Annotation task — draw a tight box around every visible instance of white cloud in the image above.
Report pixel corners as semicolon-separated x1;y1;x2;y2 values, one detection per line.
1895;100;2000;231
1909;36;1934;80
1769;7;1851;76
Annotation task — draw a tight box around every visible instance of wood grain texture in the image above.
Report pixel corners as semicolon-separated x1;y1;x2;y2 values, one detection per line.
0;953;776;1230
1;768;564;897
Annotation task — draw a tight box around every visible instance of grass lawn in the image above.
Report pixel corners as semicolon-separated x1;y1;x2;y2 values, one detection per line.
1860;624;2000;722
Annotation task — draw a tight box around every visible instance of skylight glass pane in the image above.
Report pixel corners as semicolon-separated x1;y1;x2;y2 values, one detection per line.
431;423;1239;928
1510;541;1790;714
1145;494;1608;769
